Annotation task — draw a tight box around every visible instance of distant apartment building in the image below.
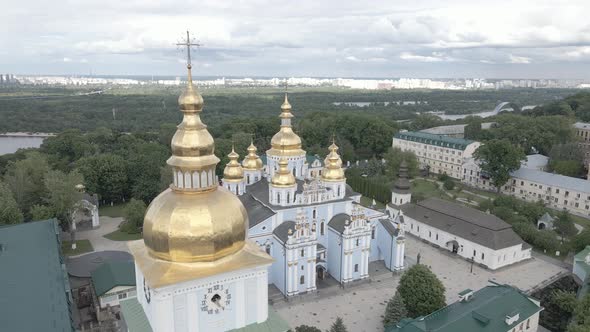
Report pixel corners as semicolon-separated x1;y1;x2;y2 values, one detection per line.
462;154;590;218
419;122;495;139
392;131;480;179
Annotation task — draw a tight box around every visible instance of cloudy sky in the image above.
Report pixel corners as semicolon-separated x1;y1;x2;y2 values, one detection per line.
3;0;590;78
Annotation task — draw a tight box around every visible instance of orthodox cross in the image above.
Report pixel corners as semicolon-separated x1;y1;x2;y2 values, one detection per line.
176;30;201;68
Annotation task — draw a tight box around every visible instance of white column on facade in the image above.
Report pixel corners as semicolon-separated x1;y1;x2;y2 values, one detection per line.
342;243;348;283
292;262;298;293
256;272;267;322
235;279;245;327
187;291;199;332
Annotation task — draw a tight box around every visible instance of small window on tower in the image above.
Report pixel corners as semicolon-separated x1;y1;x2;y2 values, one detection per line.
300;249;305;257
354;264;359;272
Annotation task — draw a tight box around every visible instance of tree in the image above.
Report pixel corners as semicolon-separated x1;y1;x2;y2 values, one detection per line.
464;117;483;140
77;154;128;204
289;326;321;332
397;264;446;318
552;290;578;315
551;160;584;177
383;147;419;179
3;152;49;217
473;139;525;192
554;210;578;239
120;198;147;234
0;180;24;225
29;204;55;221
329;317;348;332
443;178;455;190
383;292;407;327
572;230;590;253
574;294;590;326
44;169;84;231
567;324;590;332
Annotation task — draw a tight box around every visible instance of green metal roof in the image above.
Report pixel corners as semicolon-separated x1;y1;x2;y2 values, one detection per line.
91;260;136;296
574;245;590;269
394;131;475;150
0;219;74;332
120;298;289;332
386;284;542;332
120;298;153;332
306;154;324;166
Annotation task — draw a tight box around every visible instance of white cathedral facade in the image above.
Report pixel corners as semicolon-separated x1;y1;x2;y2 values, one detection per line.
221;95;406;297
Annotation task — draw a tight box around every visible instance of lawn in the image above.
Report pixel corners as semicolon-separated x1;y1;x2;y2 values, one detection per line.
99;202;128;218
61;239;94;256
103;229;142;241
410;179;447;200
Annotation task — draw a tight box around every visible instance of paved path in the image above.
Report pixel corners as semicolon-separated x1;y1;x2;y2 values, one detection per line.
273;236;567;331
74;216;130;253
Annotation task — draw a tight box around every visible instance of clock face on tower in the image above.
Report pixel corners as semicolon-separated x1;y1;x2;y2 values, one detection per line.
200;284;231;314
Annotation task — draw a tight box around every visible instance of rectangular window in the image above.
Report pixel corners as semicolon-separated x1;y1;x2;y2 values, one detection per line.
300;249;305;257
118;293;127;300
354;264;359;272
481;253;484;260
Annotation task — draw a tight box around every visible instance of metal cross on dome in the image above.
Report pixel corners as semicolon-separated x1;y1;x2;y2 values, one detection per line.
176;30;201;68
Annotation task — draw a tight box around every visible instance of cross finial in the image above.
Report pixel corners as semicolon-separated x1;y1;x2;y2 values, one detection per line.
176;30;201;70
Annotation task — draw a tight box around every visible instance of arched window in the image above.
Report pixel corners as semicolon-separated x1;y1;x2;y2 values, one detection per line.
313;209;317;219
320;222;325;236
300;249;305;257
287;192;290;203
277;193;281;203
265;245;271;255
300;275;305;285
337;186;341;197
247;175;250;184
354;264;359;272
356;239;360;246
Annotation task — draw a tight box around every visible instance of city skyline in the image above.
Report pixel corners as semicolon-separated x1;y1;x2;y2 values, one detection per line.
3;0;590;79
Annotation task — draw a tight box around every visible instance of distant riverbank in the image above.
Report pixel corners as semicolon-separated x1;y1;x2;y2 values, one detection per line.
0;132;54;155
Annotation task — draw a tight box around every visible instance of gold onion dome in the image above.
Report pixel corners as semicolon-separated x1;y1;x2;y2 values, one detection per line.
271;157;296;187
142;64;248;263
223;146;245;181
242;141;263;170
270;94;303;153
321;140;345;182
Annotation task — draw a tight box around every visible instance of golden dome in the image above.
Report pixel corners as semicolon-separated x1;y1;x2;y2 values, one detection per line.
143;187;247;262
321;140;345;182
271;157;296;187
223;147;245;181
242;141;263;170
142;63;248;263
269;94;304;156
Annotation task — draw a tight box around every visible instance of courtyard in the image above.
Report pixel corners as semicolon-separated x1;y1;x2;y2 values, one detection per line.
272;235;567;332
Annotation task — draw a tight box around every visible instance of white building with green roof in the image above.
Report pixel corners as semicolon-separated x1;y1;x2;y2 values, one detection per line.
393;130;481;179
574;246;590;298
386;284;542;332
91;261;137;309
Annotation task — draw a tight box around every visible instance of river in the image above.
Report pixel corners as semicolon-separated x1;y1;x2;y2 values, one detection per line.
0;134;52;155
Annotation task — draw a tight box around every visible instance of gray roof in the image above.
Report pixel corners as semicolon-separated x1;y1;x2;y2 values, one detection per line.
380;219;400;236
67;250;133;278
574;122;590;130
401;198;526;250
238;194;276;228
522;154;549;170
0;219;74;332
538;212;555;223
328;213;351;234
273;221;296;243
511;168;590;193
245;178;359;211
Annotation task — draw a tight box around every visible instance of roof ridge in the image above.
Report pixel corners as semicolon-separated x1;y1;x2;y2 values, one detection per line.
418;198;511;231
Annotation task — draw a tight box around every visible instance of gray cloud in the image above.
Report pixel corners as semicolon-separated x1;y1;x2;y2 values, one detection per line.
2;0;590;78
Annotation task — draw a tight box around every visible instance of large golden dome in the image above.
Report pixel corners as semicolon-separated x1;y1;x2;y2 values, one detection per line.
271;157;296;187
269;94;304;156
223;147;244;181
142;64;248;263
242;141;263;170
321;140;345;182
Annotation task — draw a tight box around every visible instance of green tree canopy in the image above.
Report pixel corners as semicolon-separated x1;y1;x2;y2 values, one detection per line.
554;210;578;239
474;139;526;191
383;292;408;327
77;153;128;203
3;151;49;217
328;317;348;332
29;204;55;221
121;198;147;234
0;180;24;225
43;169;84;231
397;264;446;318
383;147;419;180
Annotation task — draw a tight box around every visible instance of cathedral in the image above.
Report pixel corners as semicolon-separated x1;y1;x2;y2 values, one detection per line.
220;93;406;297
126;36;405;331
